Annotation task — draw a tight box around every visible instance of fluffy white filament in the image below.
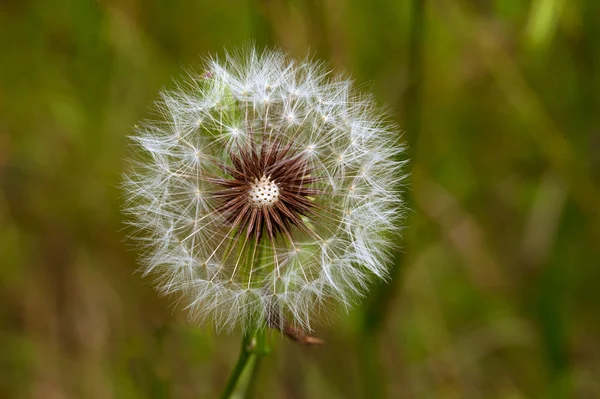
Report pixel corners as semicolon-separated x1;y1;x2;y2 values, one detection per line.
123;47;407;332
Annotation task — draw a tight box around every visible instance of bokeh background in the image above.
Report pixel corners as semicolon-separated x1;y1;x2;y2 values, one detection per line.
1;0;600;397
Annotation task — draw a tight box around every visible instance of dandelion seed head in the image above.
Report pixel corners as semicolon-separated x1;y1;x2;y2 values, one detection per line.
123;46;407;332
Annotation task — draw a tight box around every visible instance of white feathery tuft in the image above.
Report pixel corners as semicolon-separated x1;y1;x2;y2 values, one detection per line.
123;46;407;332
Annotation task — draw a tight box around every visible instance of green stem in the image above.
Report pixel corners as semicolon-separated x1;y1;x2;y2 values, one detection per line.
246;331;269;399
220;329;268;399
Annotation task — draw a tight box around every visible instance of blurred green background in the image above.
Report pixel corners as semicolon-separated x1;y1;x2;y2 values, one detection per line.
1;0;600;397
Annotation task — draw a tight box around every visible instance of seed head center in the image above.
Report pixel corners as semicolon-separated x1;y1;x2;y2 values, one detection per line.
248;175;280;208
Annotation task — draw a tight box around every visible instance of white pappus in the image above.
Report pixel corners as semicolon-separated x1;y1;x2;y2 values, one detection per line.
123;46;407;333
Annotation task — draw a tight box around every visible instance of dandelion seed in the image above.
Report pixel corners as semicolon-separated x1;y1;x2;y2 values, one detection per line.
123;46;407;333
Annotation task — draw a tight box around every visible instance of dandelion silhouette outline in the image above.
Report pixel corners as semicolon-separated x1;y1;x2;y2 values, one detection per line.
123;47;407;332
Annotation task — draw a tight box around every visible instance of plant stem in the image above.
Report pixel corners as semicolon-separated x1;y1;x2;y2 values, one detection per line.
220;329;268;399
246;331;269;398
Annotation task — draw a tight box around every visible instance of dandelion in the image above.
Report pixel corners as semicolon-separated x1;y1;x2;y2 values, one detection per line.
123;47;406;335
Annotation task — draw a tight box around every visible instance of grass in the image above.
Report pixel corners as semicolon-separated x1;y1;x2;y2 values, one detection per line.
1;0;599;397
